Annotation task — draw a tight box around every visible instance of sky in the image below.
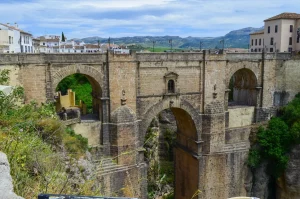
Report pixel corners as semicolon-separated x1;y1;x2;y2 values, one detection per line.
1;0;300;39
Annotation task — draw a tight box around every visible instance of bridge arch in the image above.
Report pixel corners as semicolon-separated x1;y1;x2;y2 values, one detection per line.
139;98;201;143
228;68;258;106
140;98;201;199
52;65;103;94
52;65;104;117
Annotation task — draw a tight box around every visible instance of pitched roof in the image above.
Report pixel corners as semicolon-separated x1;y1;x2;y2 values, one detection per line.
0;23;32;35
250;30;264;35
75;46;84;49
61;45;73;48
46;38;59;42
85;44;99;49
264;12;300;22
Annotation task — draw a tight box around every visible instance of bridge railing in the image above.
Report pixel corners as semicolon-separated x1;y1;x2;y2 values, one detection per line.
38;194;138;199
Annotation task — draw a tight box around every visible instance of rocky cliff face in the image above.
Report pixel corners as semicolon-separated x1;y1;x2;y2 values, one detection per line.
245;162;273;199
246;144;300;199
277;145;300;199
0;152;23;199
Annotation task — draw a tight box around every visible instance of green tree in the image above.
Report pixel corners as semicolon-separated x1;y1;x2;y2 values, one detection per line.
0;69;24;115
248;93;300;177
61;32;66;42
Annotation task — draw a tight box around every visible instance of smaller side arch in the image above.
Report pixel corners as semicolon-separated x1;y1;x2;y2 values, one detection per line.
228;68;258;106
51;65;104;95
226;66;259;88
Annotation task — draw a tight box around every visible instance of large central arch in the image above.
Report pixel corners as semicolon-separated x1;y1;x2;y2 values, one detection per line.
140;98;201;199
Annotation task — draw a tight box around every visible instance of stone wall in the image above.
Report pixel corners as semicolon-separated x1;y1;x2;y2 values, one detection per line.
70;121;102;147
2;52;300;199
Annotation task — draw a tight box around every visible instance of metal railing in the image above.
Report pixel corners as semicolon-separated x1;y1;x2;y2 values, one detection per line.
38;194;138;199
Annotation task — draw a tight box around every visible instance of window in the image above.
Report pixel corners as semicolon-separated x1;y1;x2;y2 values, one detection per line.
251;49;254;52
25;46;27;52
11;37;13;44
289;37;292;45
288;47;293;52
259;49;261;52
290;25;293;32
297;36;299;43
254;49;257;52
270;48;274;52
9;36;11;44
251;39;253;46
168;80;175;93
255;39;257;46
259;39;261;45
275;25;278;33
270;37;274;45
268;26;270;33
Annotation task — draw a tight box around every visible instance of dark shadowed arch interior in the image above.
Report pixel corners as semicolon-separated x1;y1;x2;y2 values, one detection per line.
144;107;199;199
55;73;102;120
229;68;257;106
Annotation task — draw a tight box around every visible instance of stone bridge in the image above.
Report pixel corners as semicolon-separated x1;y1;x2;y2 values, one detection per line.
1;51;300;199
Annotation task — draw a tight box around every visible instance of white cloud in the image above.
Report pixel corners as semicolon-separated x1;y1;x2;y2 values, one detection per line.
0;0;300;38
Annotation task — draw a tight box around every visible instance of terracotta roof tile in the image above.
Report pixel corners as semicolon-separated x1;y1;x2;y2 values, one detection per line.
250;30;264;35
46;39;60;42
264;12;300;22
75;46;84;49
85;44;99;49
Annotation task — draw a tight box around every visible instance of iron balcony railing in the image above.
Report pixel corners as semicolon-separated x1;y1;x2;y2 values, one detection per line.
38;194;138;199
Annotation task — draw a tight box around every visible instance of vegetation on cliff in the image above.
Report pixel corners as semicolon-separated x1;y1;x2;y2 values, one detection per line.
145;117;176;199
0;70;99;198
248;93;300;177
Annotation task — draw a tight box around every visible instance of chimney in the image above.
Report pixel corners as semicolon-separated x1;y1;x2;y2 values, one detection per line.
14;22;18;28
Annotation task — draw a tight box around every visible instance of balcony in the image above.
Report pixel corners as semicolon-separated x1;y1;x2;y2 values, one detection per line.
0;40;9;46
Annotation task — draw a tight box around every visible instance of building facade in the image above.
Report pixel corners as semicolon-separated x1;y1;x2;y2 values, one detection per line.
250;13;300;53
0;23;32;53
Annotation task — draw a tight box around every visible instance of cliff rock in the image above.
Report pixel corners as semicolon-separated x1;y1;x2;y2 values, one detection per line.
0;152;23;199
277;145;300;199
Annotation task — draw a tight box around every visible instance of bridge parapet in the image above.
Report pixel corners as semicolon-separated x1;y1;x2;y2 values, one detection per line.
0;53;106;64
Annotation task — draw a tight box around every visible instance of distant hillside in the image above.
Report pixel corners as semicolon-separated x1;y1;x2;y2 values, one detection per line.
73;27;263;49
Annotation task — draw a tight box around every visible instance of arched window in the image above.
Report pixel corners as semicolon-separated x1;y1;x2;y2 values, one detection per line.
168;79;175;93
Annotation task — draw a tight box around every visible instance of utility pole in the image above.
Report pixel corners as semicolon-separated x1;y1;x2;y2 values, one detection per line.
152;41;156;52
200;41;204;51
220;39;225;50
169;39;173;52
108;37;111;50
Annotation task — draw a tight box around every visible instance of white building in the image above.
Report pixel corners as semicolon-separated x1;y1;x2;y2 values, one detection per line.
0;23;33;53
250;13;300;53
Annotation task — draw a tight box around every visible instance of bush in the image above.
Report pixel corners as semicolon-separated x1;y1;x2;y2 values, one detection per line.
248;93;300;177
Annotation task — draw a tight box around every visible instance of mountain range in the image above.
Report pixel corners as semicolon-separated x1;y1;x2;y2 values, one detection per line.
73;27;264;50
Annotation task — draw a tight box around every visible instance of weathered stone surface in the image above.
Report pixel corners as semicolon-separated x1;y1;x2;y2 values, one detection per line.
2;52;300;199
277;145;300;199
245;162;271;199
0;152;23;199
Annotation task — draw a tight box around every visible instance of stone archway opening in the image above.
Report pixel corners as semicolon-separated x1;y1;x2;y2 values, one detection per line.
228;68;257;106
143;107;199;199
55;73;102;121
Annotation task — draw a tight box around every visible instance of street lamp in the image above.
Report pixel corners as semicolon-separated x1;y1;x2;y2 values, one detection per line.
152;41;156;52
